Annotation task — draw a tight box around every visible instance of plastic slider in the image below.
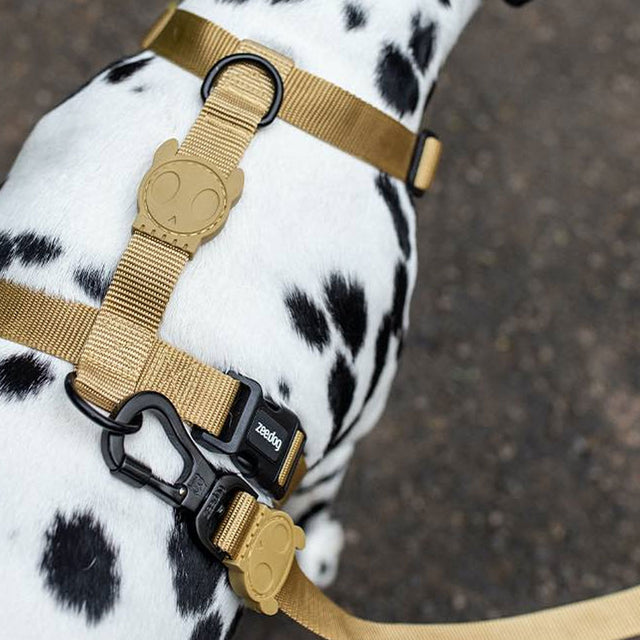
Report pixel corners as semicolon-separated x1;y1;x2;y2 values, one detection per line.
407;129;443;197
193;372;306;499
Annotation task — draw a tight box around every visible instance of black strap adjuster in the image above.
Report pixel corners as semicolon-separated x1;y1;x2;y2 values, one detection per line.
192;372;306;499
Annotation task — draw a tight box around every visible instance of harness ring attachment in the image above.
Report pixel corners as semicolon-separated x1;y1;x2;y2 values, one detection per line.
200;53;285;127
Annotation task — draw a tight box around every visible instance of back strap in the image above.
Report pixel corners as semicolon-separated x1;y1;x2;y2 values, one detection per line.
143;6;441;194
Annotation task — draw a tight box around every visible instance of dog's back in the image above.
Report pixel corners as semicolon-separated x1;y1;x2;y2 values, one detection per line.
0;1;479;637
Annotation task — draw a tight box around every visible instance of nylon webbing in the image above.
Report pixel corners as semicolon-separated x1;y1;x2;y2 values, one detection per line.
0;280;237;436
75;232;189;407
145;7;419;185
211;490;640;640
180;40;294;174
278;563;640;640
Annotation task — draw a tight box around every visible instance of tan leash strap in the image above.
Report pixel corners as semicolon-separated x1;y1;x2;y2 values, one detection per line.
278;563;640;640
210;490;640;640
144;7;440;193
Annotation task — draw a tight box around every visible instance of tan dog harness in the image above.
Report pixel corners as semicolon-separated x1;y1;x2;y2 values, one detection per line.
1;6;639;639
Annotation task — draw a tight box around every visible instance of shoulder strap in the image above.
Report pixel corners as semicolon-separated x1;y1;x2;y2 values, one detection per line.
143;6;441;195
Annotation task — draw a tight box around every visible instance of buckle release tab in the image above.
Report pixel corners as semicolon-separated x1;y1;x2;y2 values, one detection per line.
193;372;306;499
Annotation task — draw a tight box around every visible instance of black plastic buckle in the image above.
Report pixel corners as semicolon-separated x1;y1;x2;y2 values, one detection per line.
192;372;305;500
407;128;438;198
88;388;256;560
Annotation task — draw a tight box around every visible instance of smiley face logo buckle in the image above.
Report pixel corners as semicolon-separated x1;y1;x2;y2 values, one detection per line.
134;138;244;255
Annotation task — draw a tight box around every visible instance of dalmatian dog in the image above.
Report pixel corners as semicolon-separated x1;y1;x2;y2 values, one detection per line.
0;0;530;638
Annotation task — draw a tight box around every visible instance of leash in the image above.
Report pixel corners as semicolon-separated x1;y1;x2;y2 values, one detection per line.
2;6;639;638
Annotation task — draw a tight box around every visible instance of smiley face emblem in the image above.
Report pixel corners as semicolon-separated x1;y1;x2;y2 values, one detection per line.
225;506;305;616
135;139;244;255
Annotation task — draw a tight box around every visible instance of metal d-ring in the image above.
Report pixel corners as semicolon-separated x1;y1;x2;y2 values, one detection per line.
200;53;284;127
64;372;142;435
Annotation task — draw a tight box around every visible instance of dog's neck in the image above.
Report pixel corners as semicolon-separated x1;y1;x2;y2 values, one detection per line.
180;0;481;132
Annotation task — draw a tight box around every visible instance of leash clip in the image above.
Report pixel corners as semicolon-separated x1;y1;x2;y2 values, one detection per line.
192;371;306;500
66;377;304;613
65;379;257;558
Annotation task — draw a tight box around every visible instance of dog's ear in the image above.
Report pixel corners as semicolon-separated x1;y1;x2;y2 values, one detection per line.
503;0;534;6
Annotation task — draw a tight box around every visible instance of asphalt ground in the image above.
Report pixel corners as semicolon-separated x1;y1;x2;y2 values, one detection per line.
1;1;639;638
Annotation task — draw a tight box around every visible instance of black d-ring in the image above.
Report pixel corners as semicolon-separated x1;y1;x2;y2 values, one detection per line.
64;372;142;435
200;53;284;127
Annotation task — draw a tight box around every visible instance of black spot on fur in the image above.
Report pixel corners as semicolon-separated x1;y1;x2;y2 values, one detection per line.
167;510;225;616
324;274;367;358
328;353;356;443
297;467;344;495
0;353;54;400
439;0;451;7
74;266;112;302
365;314;392;402
132;85;145;93
325;407;363;453
375;44;419;117
424;81;437;112
52;59;122;110
40;510;120;624
297;501;329;531
285;288;330;352
375;173;411;259
344;3;367;30
13;232;62;266
105;57;152;84
271;0;304;3
278;379;291;401
410;15;437;73
225;610;244;640
0;231;14;272
504;0;533;6
390;262;409;334
190;613;223;640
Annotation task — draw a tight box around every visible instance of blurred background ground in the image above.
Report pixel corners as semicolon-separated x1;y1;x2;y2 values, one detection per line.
1;1;639;638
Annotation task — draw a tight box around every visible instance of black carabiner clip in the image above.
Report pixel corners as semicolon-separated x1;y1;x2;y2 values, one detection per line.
103;391;257;557
66;377;256;559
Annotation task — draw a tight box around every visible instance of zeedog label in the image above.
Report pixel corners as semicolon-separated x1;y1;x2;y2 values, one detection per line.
247;409;289;463
255;422;283;453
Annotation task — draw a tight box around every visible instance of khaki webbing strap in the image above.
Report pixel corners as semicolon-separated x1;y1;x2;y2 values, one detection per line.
74;39;293;423
0;280;95;363
278;563;640;640
75;233;189;408
180;40;294;175
213;490;640;640
0;280;237;436
144;7;423;188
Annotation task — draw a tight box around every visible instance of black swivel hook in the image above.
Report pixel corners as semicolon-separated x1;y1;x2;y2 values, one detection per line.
65;374;256;558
